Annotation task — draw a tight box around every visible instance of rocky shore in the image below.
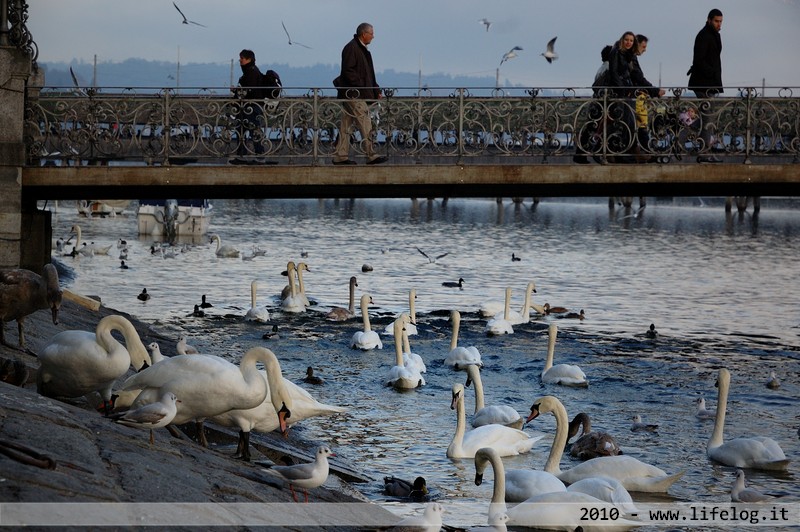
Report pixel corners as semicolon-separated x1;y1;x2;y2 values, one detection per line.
0;296;399;530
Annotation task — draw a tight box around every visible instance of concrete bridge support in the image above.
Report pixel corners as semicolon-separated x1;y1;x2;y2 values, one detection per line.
0;45;48;269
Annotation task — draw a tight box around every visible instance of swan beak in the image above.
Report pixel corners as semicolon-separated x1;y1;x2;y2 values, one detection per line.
474;472;484;486
525;405;541;424
450;391;460;410
278;403;291;435
465;375;473;388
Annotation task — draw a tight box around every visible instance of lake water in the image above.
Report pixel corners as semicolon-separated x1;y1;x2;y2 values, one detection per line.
46;197;799;529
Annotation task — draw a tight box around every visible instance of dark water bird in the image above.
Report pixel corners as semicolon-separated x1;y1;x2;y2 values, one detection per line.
303;366;324;385
0;358;30;386
384;475;429;501
566;413;622;460
645;323;658;338
511;253;521;262
562;309;585;320
281;21;311;49
172;1;206;27
199;294;213;308
0;264;62;348
442;277;464;289
543;303;569;314
417;247;448;263
192;304;205;318
361;264;373;272
137;288;150;302
500;46;523;65
541;36;559;63
262;324;279;340
120;260;129;270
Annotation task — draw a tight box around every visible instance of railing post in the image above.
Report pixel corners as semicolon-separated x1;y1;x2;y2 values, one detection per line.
312;88;319;166
601;90;608;163
457;88;465;163
163;89;170;165
744;87;753;164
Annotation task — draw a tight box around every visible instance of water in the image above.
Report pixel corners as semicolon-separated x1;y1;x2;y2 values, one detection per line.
46;198;799;528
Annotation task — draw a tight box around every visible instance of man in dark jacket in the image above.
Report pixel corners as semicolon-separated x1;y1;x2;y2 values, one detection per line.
688;9;723;163
230;49;269;164
332;23;387;165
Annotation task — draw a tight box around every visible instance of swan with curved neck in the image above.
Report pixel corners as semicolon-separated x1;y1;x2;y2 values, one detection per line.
387;314;424;389
210;347;345;461
294;262;311;306
70;224;112;255
567;412;622;459
281;262;305;313
707;368;789;470
473;447;638;530
541;324;588;387
119;347;281;447
37;314;151;412
384;289;419;336
209;234;240;258
325;276;358;321
0;263;62;348
485;288;514;336
444;310;482;369
351;294;382;350
447;383;542;458
526;395;683;492
245;280;270;323
465;364;522;429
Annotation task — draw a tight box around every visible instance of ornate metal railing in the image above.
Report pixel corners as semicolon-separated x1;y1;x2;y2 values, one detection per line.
23;86;800;166
2;0;38;65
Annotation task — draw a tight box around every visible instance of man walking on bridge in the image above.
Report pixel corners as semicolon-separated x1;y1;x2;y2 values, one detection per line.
688;9;723;163
332;22;388;166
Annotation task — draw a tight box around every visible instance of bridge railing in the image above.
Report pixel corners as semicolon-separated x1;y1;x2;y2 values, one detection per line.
23;86;800;166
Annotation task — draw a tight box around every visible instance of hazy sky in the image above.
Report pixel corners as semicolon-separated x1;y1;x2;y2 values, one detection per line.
29;0;800;89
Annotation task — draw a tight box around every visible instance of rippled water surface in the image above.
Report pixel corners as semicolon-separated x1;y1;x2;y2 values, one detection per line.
47;198;799;528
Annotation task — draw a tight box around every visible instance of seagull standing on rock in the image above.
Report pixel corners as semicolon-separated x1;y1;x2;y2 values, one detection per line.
262;445;333;502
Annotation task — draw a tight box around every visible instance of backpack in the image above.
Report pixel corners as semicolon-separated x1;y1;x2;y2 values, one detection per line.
262;69;282;99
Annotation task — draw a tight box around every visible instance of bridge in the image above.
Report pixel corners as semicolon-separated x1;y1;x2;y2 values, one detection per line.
1;1;799;269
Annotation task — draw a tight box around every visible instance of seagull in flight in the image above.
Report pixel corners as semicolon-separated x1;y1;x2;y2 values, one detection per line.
281;21;312;49
541;36;559;63
173;2;206;27
500;46;523;65
479;18;492;32
416;247;449;263
69;66;87;96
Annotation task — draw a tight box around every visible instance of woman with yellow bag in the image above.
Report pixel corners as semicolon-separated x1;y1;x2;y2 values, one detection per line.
631;35;666;162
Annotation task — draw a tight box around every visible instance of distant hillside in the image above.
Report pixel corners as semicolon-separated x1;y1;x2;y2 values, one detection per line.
38;58;508;96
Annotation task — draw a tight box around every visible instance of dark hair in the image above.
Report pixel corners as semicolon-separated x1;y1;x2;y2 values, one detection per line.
239;49;255;62
356;22;373;37
707;8;722;20
616;31;636;50
636;34;648;45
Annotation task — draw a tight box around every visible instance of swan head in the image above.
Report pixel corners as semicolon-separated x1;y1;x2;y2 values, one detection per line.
567;412;591;439
526;395;561;424
277;402;292;435
451;383;464;410
464;363;479;388
360;294;372;308
526;281;537;294
715;368;730;390
473;447;500;485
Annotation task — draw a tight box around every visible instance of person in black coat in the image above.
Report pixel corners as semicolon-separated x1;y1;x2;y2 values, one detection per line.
231;49;266;163
688;9;723;97
332;23;387;165
687;9;724;162
607;32;636;98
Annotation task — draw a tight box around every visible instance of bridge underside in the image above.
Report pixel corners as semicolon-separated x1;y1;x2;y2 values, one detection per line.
21;163;800;201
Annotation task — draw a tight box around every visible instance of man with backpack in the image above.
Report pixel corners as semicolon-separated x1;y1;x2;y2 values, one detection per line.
230;49;278;165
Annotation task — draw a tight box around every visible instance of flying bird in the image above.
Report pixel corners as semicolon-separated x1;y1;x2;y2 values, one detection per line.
68;66;87;96
479;18;492;32
173;2;206;27
500;46;523;65
281;21;312;49
541;36;559;63
416;247;448;263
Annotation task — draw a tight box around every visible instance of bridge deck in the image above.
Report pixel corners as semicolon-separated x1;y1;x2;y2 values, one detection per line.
21;162;800;201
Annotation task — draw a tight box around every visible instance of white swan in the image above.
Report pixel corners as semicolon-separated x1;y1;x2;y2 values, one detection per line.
401;320;426;374
386;314;425;390
473;447;639;531
492;282;539;325
707;368;789;470
475;440;566;503
526;395;684;492
325;276;358;321
280;262;310;306
447;383;542;458
444;310;482;369
118;347;278;447
541;324;588;387
280;262;306;313
730;469;773;502
210;348;345;461
465;364;522;429
209;233;240;258
485;288;514;336
695;397;716;420
244;280;270;323
351;294;382;350
566;477;638;514
37;315;152;412
383;288;419;336
70;224;112;255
